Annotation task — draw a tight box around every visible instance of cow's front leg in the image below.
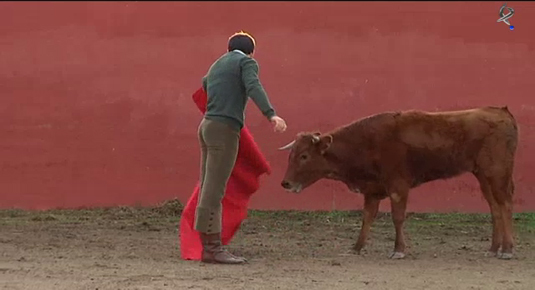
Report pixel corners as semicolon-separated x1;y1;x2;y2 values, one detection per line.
353;194;381;254
389;189;409;259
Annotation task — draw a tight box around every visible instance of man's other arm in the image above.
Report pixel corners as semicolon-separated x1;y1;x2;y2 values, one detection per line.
240;57;276;120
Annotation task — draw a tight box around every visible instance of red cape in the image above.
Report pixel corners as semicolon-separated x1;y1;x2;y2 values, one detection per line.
179;88;272;260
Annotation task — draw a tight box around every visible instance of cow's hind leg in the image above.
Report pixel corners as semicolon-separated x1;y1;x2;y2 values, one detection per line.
475;133;516;260
388;183;410;259
474;172;503;256
353;194;380;254
489;175;515;259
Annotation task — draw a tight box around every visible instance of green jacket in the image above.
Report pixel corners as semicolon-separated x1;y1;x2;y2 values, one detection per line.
202;50;276;131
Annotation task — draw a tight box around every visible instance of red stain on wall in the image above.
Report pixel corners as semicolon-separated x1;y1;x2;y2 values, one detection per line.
1;2;534;212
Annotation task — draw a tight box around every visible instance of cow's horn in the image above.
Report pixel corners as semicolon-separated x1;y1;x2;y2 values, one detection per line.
278;140;296;150
312;135;320;143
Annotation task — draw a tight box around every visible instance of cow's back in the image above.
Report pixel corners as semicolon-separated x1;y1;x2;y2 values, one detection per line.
396;107;516;148
383;107;517;186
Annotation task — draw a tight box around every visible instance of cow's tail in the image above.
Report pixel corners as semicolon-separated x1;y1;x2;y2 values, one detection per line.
498;106;518;198
500;106;517;123
498;106;519;159
500;106;518;134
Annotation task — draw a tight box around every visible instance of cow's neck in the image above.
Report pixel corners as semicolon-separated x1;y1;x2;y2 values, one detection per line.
323;147;355;183
322;130;376;186
324;161;365;194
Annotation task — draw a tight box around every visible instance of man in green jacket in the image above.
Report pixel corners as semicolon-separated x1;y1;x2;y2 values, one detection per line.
196;31;287;264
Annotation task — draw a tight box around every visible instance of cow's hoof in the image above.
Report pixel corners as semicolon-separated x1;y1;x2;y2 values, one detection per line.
498;252;513;260
353;243;364;253
388;252;406;259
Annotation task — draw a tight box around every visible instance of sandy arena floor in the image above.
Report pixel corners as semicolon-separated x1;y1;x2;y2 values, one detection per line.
1;202;534;290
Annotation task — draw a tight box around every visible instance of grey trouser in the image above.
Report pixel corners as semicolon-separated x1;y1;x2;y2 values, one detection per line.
194;118;240;234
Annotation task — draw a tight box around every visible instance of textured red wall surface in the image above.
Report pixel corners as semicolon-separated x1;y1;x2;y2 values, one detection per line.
1;2;534;212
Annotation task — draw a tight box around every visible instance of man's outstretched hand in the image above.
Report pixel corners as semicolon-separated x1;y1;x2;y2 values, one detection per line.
270;116;287;133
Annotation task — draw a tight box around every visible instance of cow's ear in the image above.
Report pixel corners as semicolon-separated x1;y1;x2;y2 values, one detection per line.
319;135;333;154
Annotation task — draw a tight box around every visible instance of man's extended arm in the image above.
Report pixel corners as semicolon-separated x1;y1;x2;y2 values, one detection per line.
240;57;276;120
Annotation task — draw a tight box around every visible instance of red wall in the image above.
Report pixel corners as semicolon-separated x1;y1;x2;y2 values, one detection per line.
1;2;534;212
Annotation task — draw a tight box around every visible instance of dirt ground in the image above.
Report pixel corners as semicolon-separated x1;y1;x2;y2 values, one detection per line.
1;201;534;290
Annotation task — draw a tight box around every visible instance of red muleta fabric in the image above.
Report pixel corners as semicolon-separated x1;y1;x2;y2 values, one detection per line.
179;87;272;260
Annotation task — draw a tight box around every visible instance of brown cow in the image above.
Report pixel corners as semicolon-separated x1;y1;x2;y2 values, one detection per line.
279;106;518;260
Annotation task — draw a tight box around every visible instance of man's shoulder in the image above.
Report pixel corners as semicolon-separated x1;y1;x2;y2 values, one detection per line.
222;51;248;60
238;56;259;69
206;52;246;80
211;51;247;67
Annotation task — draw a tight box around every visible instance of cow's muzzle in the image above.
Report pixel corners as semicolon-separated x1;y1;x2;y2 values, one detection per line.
281;180;302;193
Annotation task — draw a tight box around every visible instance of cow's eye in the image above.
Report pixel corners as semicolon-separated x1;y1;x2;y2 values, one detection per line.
300;154;308;161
